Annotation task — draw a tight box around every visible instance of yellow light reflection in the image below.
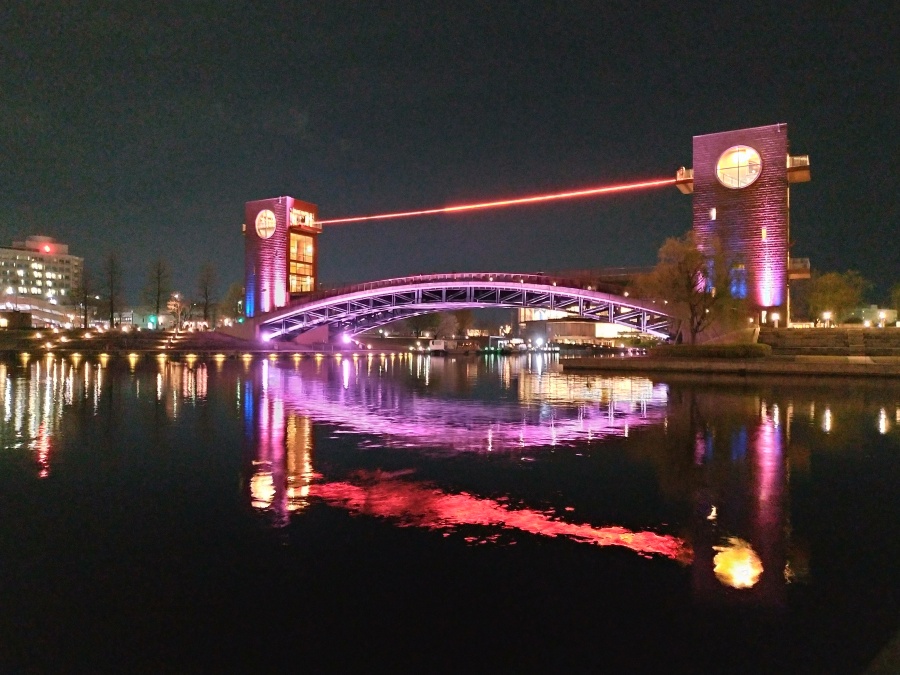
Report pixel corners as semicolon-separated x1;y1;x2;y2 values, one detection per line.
878;408;889;435
250;472;275;508
713;537;763;589
823;407;833;433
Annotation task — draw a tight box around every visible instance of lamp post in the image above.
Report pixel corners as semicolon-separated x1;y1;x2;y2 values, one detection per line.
823;311;832;328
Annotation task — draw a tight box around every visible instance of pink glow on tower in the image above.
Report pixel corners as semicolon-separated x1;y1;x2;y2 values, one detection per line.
244;196;319;318
685;124;808;313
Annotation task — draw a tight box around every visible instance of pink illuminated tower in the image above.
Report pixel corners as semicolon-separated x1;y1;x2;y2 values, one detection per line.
675;124;810;322
244;196;320;318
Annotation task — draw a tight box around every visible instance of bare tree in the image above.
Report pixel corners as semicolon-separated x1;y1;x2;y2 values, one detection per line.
142;258;172;324
197;263;218;327
453;309;474;337
103;252;124;327
71;268;97;328
407;313;440;337
436;313;459;338
167;292;189;331
219;281;245;321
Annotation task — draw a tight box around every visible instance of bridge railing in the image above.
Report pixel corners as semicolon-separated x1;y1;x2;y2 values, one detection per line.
302;272;627;305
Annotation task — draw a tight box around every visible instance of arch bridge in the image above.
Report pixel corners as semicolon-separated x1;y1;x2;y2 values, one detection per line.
256;273;673;341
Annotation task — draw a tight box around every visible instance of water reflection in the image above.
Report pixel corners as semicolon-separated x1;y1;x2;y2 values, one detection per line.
3;354;900;612
713;537;764;588
0;359;86;478
247;355;668;453
234;357;900;607
0;356;211;476
313;472;693;561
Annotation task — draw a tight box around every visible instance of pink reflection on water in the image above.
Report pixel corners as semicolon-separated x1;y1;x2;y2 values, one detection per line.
33;421;51;478
312;475;692;562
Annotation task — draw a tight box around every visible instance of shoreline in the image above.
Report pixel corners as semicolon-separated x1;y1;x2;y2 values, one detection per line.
563;355;900;377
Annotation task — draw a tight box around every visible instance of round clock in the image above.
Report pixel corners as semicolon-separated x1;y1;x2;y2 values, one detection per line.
716;145;762;189
255;210;277;239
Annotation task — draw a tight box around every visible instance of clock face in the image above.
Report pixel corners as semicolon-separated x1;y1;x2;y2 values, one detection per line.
716;145;762;189
255;210;277;239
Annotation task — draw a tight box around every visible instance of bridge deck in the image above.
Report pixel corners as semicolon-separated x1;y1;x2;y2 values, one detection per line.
253;272;673;341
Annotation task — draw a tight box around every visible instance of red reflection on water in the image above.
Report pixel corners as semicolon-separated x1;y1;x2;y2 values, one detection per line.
312;475;691;562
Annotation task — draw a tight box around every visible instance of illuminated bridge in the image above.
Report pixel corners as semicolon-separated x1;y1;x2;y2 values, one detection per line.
256;272;673;341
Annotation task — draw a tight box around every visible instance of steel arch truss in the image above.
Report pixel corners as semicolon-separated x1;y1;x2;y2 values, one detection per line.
257;275;673;340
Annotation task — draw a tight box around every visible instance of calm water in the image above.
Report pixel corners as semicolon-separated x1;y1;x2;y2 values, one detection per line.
1;352;899;673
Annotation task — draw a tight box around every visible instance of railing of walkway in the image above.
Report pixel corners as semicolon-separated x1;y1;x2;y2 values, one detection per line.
302;272;627;305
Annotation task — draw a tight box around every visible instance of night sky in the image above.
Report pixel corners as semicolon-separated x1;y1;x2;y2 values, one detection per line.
2;2;897;301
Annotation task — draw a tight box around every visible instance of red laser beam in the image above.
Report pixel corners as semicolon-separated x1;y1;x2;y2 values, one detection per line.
316;177;676;225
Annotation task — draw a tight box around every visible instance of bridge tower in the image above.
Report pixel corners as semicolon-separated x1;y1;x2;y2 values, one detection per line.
244;196;321;318
675;124;810;323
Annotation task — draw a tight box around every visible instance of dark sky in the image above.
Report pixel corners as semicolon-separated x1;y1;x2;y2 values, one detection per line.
2;1;897;301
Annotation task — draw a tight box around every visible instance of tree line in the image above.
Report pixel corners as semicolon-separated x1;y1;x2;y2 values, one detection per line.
631;231;900;343
72;253;244;328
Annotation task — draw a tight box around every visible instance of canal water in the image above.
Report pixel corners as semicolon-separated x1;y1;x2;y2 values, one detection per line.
1;352;898;672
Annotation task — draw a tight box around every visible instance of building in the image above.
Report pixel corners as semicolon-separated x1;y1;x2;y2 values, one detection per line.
244;197;321;318
676;124;810;323
0;235;83;308
520;317;639;347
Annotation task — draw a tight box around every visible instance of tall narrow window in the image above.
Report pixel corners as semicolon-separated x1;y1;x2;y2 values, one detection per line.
289;233;315;293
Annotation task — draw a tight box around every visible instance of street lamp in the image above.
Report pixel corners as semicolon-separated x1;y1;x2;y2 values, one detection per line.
823;311;832;327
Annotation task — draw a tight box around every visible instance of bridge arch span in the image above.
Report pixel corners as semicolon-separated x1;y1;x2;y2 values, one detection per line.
256;273;673;341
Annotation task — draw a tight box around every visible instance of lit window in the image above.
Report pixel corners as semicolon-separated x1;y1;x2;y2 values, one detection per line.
709;207;716;220
290;233;315;263
761;227;767;241
730;265;747;299
716;145;762;189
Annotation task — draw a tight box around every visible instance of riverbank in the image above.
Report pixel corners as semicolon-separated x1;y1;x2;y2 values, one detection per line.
563;355;900;377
